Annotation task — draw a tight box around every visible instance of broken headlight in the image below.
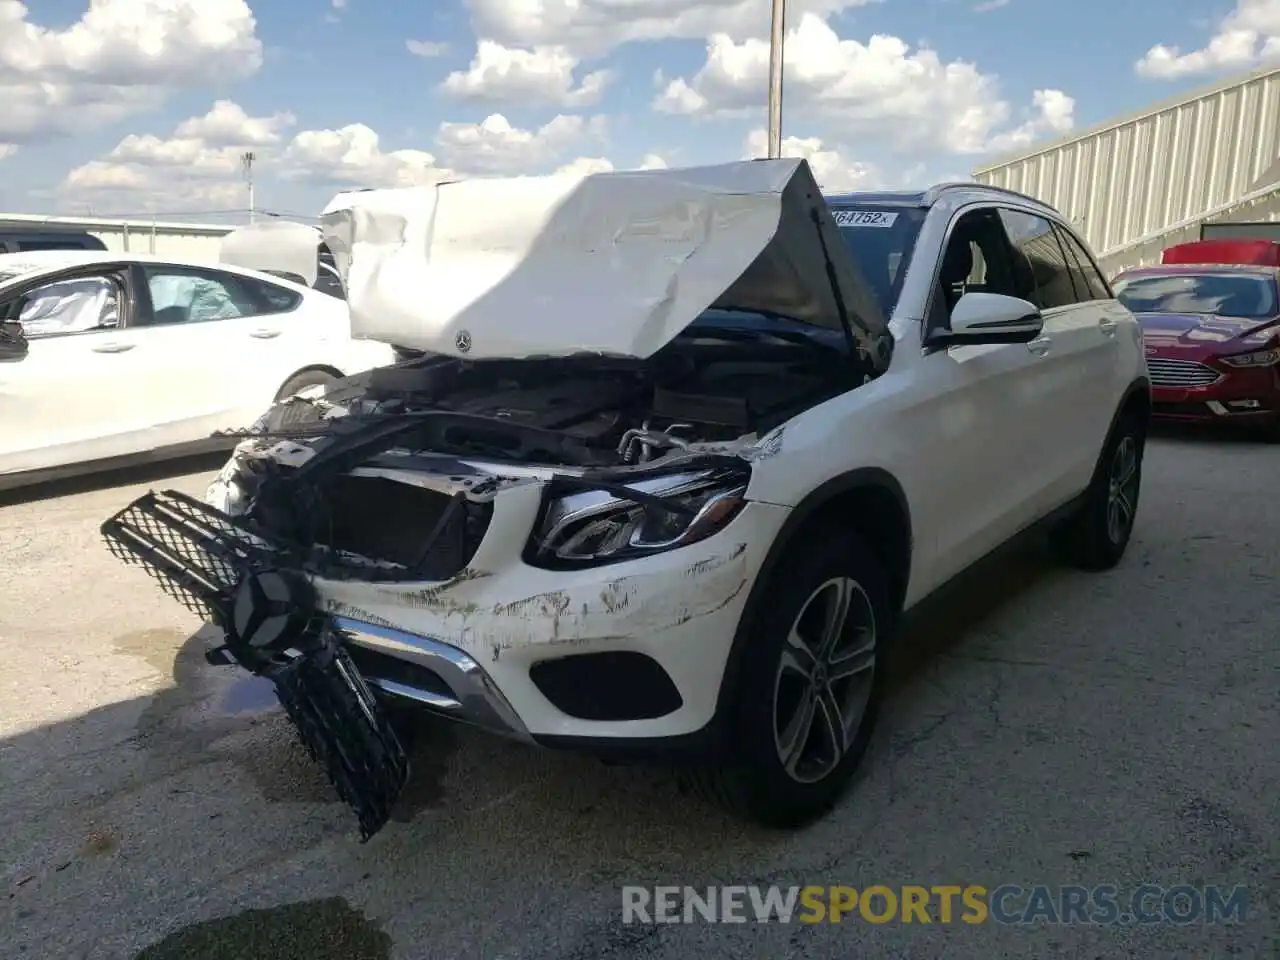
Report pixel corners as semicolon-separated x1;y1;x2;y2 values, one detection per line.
529;468;749;568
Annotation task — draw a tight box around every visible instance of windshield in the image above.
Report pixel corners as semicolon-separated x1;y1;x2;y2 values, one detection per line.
832;204;926;318
684;202;925;341
1114;272;1278;319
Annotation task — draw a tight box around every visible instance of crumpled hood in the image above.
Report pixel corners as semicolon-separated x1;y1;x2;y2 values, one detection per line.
318;158;891;365
219;221;322;287
1137;311;1280;347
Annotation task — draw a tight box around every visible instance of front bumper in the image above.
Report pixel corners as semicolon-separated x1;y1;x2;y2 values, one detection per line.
1148;358;1280;423
103;485;788;744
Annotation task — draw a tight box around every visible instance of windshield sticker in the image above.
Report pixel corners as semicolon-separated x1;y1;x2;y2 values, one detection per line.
833;210;898;228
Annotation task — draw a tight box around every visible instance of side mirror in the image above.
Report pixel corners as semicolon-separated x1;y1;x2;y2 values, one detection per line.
928;292;1044;348
0;320;28;363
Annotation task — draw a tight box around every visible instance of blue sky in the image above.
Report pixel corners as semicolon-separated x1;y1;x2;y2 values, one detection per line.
1;0;1275;222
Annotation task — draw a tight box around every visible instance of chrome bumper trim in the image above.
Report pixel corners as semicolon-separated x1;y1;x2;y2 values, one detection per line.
333;616;533;743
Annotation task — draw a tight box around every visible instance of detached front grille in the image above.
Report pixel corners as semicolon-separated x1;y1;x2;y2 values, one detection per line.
1146;357;1222;388
101;490;284;621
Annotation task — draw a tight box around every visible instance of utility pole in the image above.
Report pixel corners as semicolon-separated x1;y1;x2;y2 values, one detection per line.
766;0;786;158
241;151;256;223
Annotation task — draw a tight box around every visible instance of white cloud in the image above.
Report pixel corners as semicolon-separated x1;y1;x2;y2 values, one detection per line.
406;39;449;57
173;99;295;147
743;129;883;191
973;0;1010;11
0;144;18;160
554;156;614;177
465;0;876;58
1135;0;1280;79
0;0;263;143
435;113;607;173
655;14;1075;155
638;153;668;169
60;99;292;212
442;41;614;107
282;124;451;188
983;88;1076;154
60;101;624;211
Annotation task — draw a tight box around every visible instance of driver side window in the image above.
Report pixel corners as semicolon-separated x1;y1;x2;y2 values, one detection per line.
16;276;120;339
932;208;1021;328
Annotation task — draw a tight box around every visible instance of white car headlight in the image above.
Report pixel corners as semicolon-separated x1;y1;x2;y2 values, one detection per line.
528;467;749;568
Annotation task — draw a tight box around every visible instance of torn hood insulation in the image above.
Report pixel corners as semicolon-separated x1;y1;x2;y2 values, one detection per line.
219;221;323;287
319;158;892;364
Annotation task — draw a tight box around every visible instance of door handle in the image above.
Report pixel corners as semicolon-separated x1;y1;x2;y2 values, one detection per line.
92;342;135;354
249;328;281;339
1098;317;1118;336
1027;336;1052;356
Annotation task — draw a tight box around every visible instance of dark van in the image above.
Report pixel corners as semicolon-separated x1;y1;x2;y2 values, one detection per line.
0;229;108;253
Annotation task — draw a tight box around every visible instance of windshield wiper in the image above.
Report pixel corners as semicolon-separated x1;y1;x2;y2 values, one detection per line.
686;309;844;354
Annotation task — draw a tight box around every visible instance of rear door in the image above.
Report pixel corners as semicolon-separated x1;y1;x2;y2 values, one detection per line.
125;263;330;437
1056;224;1132;461
997;209;1118;504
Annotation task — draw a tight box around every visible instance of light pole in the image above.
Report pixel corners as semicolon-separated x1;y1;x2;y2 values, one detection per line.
241;151;256;223
766;0;786;158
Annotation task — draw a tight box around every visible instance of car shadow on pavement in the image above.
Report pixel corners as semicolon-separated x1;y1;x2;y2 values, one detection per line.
4;535;1067;960
1148;419;1276;447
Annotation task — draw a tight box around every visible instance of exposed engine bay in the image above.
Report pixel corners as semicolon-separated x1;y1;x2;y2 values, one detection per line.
260;332;862;468
204;331;867;582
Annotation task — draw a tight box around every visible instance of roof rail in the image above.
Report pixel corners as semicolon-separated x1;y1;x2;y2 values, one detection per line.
926;181;1062;213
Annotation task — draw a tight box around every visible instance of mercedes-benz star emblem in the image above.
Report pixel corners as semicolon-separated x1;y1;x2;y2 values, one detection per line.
232;570;307;650
455;329;472;353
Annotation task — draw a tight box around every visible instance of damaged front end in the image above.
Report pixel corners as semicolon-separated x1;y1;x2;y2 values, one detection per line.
101;355;773;839
101;157;892;839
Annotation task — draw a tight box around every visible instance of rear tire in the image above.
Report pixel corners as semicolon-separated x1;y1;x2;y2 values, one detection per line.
686;533;893;828
1053;410;1145;571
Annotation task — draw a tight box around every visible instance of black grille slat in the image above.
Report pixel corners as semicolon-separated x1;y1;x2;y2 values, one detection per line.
100;489;287;622
1147;357;1221;388
102;490;410;841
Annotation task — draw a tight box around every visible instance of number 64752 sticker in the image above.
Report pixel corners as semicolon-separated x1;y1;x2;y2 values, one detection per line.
832;210;898;228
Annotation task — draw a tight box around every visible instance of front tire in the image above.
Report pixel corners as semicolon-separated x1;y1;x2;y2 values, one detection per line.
1053;410;1145;570
688;534;893;828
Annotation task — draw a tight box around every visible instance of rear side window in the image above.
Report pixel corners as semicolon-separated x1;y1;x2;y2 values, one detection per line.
998;210;1077;309
240;275;304;313
1055;227;1111;301
139;266;300;324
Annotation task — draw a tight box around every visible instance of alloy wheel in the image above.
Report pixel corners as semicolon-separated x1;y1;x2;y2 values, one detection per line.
1106;435;1139;545
772;577;877;785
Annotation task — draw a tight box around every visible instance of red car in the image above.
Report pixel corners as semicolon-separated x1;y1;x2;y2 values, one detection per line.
1113;240;1280;436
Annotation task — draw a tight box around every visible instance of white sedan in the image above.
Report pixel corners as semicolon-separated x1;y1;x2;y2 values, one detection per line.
0;249;395;489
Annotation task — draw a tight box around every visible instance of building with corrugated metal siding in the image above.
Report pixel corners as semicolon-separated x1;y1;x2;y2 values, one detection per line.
972;64;1280;277
0;213;235;263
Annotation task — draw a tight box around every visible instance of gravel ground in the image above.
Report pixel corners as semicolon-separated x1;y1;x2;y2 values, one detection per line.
1;434;1276;960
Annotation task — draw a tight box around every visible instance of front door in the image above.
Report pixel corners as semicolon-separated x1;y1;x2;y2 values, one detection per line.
905;206;1061;588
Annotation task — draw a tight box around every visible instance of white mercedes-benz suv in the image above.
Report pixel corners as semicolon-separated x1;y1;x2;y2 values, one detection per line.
103;159;1149;839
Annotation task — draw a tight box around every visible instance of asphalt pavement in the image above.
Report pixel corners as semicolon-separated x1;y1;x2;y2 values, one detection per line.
1;434;1276;959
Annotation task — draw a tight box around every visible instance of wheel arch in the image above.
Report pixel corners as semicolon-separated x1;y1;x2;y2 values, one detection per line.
273;363;345;402
710;467;913;743
1115;376;1152;435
